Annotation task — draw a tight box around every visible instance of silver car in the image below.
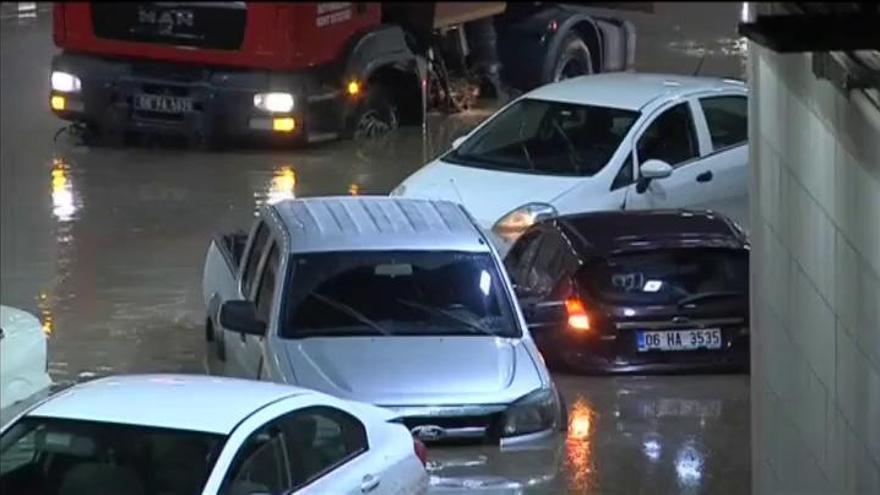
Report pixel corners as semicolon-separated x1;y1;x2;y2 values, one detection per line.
202;196;565;447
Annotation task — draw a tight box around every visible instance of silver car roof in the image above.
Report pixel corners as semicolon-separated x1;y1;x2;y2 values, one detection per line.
266;196;491;254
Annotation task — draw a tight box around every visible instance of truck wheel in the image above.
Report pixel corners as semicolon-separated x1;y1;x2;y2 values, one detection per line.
350;84;399;141
550;32;593;82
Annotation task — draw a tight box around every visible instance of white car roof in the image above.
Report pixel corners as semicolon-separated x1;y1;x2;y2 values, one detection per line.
27;374;312;434
266;196;490;254
525;72;747;111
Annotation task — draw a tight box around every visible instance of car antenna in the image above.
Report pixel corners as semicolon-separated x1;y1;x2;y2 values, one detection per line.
449;178;466;206
692;51;708;76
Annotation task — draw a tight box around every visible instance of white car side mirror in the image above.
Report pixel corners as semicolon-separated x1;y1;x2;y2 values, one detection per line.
640;159;673;180
451;136;467;150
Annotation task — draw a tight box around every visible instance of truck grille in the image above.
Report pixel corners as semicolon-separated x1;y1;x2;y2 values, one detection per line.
91;2;247;51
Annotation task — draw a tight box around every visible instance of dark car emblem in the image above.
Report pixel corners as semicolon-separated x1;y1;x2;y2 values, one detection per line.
411;424;445;441
138;5;194;35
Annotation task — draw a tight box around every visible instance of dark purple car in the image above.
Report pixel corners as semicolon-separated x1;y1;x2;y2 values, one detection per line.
505;209;749;374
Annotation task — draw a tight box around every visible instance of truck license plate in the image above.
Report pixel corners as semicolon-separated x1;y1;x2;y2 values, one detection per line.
637;328;722;352
133;94;193;114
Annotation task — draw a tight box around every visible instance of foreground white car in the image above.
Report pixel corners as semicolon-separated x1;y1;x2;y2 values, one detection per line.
0;306;51;413
0;374;428;495
393;73;749;252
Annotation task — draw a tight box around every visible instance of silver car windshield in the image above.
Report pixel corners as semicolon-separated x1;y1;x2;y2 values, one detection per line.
283;251;520;338
445;98;639;176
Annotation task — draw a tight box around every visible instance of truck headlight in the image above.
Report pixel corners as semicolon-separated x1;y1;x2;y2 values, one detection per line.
253;92;294;113
492;203;557;243
51;71;81;93
502;388;562;437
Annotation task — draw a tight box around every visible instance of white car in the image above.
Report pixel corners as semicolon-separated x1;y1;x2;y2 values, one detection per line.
0;306;51;413
0;374;428;495
392;73;749;252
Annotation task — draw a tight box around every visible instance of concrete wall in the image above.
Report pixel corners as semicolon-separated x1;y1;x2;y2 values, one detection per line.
749;42;880;493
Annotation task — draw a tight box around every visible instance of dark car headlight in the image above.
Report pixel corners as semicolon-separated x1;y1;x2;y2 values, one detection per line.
502;387;562;437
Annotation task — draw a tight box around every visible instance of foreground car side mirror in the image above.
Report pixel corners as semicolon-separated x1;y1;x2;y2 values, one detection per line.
219;301;266;336
636;159;674;193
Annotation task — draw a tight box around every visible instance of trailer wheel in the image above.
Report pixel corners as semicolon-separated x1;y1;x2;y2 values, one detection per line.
551;32;593;82
350;84;399;141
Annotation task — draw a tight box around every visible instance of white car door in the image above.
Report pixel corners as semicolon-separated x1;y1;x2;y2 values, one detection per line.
623;100;709;211
689;93;750;230
214;405;373;495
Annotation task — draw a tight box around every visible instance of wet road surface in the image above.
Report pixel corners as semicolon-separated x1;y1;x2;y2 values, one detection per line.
1;4;749;493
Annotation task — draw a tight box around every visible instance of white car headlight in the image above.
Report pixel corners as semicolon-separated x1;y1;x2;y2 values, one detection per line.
51;71;81;93
502;388;562;437
492;203;557;243
253;92;294;113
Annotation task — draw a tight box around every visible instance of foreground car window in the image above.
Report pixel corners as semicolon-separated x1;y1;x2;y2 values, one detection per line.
283;251;519;338
0;417;224;495
446;98;639;176
583;249;748;305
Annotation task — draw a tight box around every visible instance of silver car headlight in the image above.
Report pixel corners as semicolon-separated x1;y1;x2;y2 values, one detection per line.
502;387;562;437
492;203;557;244
253;92;295;113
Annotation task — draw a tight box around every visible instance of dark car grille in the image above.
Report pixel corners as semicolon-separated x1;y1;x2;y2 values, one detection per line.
402;414;502;445
91;2;247;51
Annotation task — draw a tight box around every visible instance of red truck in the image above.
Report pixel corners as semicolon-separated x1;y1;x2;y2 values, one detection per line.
50;2;636;144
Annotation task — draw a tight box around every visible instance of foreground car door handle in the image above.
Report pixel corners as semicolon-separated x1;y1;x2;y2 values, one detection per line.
361;474;381;493
696;170;713;182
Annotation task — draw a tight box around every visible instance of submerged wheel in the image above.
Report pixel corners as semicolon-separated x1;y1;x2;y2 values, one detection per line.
550;32;593;82
349;83;399;141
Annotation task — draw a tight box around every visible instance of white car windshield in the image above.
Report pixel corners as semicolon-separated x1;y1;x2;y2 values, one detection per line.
446;98;639;176
283;251;520;338
0;417;225;495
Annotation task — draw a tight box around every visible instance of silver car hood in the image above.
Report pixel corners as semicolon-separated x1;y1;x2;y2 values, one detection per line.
283;336;543;406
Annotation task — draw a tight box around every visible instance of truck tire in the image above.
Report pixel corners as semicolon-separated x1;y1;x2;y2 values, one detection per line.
349;83;399;140
550;32;593;82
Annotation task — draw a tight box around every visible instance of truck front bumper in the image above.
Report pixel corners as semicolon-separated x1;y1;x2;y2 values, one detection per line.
50;52;348;143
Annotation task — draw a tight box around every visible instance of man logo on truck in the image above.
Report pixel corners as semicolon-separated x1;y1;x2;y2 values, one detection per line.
138;5;194;36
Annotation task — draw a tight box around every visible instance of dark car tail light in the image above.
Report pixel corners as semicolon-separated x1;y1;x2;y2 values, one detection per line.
565;297;591;331
413;437;428;467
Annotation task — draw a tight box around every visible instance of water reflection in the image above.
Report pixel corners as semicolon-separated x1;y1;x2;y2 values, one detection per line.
50;157;77;222
254;165;297;213
675;441;705;486
565;398;596;491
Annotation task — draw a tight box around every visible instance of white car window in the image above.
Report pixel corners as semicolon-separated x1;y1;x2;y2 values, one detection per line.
280;407;368;490
636;103;699;168
699;95;748;150
242;222;270;297
446;99;639;176
223;427;291;495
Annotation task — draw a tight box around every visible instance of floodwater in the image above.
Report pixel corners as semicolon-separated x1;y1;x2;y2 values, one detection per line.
1;3;749;493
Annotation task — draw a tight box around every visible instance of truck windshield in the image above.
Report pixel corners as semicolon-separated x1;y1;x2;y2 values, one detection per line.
0;417;225;495
444;98;639;176
283;251;520;338
583;249;748;306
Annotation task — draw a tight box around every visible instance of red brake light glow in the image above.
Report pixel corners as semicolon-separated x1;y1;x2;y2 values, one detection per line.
565;298;591;331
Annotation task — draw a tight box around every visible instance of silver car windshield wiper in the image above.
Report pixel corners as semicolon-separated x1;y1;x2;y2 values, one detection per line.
677;291;743;307
396;298;495;336
311;293;391;336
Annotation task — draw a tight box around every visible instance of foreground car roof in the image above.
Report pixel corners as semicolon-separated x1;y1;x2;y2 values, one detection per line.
267;196;489;254
555;209;748;255
26;374;309;434
526;73;746;111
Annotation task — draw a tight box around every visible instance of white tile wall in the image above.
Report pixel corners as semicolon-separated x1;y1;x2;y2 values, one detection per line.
750;43;880;494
